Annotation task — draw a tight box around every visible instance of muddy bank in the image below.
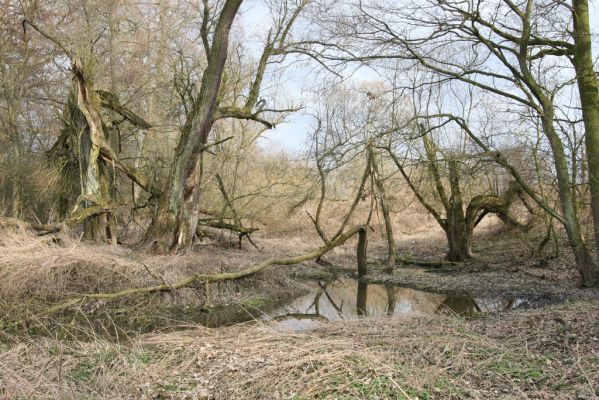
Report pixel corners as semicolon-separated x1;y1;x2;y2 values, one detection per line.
0;231;316;334
3;232;597;336
292;261;599;310
292;228;599;307
1;229;599;398
3;224;598;339
367;266;599;304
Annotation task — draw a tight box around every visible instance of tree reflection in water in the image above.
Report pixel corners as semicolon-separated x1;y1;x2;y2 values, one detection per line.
356;281;368;316
436;296;481;316
268;276;523;323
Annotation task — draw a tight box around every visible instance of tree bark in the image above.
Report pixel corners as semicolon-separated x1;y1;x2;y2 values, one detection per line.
445;160;471;262
71;59;113;242
368;145;396;271
357;227;368;277
572;0;599;285
541;106;597;286
143;0;243;253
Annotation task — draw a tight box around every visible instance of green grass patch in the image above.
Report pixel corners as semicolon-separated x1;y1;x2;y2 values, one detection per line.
431;378;467;397
70;361;94;382
242;296;272;309
490;358;544;381
69;348;120;383
550;382;573;392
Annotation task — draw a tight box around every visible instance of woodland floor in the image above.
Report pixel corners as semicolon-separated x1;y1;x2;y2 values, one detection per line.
1;222;599;399
371;229;598;304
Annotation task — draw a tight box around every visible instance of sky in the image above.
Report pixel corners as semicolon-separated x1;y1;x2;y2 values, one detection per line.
237;0;380;155
239;0;599;156
239;0;384;155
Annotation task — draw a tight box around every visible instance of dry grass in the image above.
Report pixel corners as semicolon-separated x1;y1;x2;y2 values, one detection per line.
0;227;138;301
2;213;598;399
0;226;306;328
1;301;598;399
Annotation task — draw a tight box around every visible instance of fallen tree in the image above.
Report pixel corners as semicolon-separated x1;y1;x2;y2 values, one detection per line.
395;257;457;268
0;202;120;237
4;225;368;329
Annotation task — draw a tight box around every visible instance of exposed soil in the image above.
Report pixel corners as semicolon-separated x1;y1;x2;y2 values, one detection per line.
299;225;599;306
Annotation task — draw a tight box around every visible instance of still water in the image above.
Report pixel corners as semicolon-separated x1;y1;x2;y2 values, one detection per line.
77;276;529;335
263;277;527;331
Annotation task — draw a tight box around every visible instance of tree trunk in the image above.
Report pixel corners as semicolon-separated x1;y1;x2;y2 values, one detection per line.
541;106;598;286
385;284;396;316
188;153;205;249
356;281;368;316
4;103;22;218
143;0;243;253
7;146;21;218
368;146;396;272
572;0;599;285
444;221;473;262
445;160;473;262
72;59;112;243
357;227;368;277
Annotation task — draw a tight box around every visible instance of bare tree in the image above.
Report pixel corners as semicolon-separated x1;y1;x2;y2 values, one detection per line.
309;83;397;268
144;0;310;253
321;0;599;285
386;119;526;262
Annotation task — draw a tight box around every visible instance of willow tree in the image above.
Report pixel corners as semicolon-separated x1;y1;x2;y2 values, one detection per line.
144;0;311;252
330;0;599;285
141;0;243;252
385;120;525;262
309;83;397;269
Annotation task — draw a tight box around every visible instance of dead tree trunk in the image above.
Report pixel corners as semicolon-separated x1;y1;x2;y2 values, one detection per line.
71;59;115;242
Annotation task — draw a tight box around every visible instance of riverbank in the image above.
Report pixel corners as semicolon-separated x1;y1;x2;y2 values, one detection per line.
2;300;598;399
2;225;599;399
